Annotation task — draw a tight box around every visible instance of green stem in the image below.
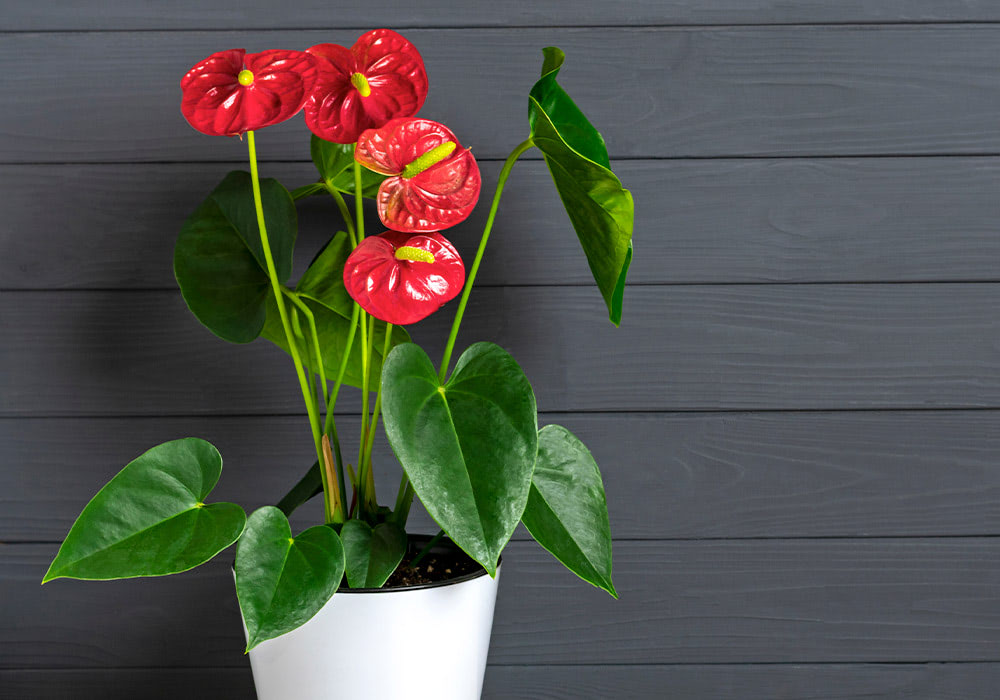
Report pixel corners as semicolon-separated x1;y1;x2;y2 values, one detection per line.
246;131;336;522
324;302;361;511
282;288;329;408
327;185;357;248
353;158;365;243
409;530;445;569
358;322;392;511
438;138;534;382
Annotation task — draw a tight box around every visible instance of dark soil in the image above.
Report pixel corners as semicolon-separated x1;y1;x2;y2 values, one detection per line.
380;547;483;589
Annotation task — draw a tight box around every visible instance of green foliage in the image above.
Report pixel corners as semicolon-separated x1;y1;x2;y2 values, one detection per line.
529;47;634;326
42;439;245;583
381;342;538;576
340;519;408;589
235;507;345;650
174;171;297;343
521;425;617;597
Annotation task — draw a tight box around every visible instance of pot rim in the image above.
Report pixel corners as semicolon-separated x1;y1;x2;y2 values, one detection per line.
337;533;497;594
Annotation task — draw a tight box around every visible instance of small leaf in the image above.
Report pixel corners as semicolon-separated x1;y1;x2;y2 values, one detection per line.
291;182;326;200
43;438;246;583
174;170;298;343
311;136;386;198
521;425;616;597
235;507;345;650
528;47;634;326
340;519;408;589
381;342;538;575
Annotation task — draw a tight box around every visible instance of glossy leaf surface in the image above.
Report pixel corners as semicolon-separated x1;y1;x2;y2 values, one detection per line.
355;118;481;233
381;342;537;575
305;29;428;144
340;519;408;588
235;507;344;650
174;170;297;343
528;47;634;326
343;231;465;325
310;137;386;198
43;439;245;583
181;49;318;137
520;425;617;597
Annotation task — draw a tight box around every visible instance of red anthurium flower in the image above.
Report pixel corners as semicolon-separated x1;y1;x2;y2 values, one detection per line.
181;49;318;136
305;29;428;144
344;231;465;325
355;118;481;233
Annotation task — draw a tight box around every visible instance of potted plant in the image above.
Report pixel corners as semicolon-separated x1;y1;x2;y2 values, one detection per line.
42;29;633;699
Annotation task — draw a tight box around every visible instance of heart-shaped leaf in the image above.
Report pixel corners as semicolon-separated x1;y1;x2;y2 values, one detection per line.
311;136;387;198
381;342;538;575
521;425;617;597
42;438;246;583
340;519;408;589
529;47;634;326
174;170;297;343
235;506;345;650
296;231;354;317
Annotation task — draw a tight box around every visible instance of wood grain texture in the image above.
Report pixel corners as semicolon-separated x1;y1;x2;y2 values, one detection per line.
4;285;1000;416
7;27;1000;162
7;157;1000;290
5;411;1000;542
4;663;1000;700
7;539;1000;667
7;1;1000;31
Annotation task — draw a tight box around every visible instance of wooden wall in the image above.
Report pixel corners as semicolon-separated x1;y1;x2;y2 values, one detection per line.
3;2;1000;698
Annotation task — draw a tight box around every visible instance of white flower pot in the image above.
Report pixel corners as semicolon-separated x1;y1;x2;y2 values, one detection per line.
240;538;500;700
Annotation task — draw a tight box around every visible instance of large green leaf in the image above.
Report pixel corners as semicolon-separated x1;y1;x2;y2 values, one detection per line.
381;342;538;575
340;519;408;589
235;506;345;650
174;170;297;343
520;425;617;597
528;47;634;326
309;136;387;198
296;231;354;317
42;438;246;583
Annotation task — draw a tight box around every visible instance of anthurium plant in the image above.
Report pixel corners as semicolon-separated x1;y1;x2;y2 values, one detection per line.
43;29;634;651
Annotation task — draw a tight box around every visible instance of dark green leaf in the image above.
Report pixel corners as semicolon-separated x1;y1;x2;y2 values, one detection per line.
528;47;634;326
521;425;617;597
42;438;246;583
296;231;354;317
340;519;408;589
291;182;326;200
174;170;297;343
311;136;386;198
275;460;322;517
235;506;345;650
381;342;538;575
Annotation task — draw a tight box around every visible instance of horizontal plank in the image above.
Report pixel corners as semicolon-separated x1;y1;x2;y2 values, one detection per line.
6;411;1000;542
8;1;1000;31
4;284;1000;415
6;27;1000;162
4;664;1000;700
8;157;1000;290
8;539;1000;666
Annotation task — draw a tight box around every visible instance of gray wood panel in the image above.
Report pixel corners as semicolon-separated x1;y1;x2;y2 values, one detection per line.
8;157;1000;290
7;539;1000;666
4;663;1000;700
7;1;1000;31
4;285;1000;415
7;27;1000;162
5;411;1000;542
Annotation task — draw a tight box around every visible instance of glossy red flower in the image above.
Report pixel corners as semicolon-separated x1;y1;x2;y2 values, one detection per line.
305;29;428;144
180;49;318;137
344;231;466;325
355;118;481;233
